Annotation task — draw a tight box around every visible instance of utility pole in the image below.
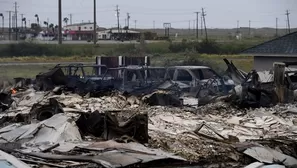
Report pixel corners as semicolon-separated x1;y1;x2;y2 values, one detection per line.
194;12;200;39
248;20;251;36
7;11;12;40
58;0;62;44
69;14;73;25
275;17;278;37
134;20;137;29
285;10;290;33
153;20;155;32
201;15;203;36
116;5;120;34
202;8;208;41
127;13;130;29
93;0;97;44
14;1;18;40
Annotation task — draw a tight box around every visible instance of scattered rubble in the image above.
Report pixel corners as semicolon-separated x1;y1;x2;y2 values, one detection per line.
0;60;297;167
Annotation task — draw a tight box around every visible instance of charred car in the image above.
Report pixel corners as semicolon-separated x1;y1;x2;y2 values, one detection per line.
164;66;235;98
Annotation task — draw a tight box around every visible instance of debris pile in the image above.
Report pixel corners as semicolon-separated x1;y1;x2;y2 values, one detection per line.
0;61;297;167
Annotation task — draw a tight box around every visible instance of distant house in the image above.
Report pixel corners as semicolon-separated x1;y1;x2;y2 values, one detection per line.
241;31;297;71
97;29;140;40
63;22;103;40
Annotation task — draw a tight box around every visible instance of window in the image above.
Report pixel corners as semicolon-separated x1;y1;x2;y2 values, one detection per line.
200;69;216;79
84;27;87;29
176;69;192;81
90;27;92;29
166;69;175;80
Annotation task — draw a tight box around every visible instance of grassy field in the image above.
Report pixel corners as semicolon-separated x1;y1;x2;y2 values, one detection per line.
0;56;95;63
0;42;170;57
0;40;256;79
0;54;253;79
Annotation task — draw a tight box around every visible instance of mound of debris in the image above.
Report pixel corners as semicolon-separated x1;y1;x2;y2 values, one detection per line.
0;61;297;167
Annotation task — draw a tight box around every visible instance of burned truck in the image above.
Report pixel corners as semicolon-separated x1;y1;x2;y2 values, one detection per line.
35;64;114;95
164;66;235;98
101;66;166;95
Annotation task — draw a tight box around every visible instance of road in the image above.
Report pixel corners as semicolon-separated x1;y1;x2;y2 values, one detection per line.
0;40;161;44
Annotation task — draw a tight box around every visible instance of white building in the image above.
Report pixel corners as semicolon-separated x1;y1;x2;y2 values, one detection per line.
63;23;101;40
63;22;99;31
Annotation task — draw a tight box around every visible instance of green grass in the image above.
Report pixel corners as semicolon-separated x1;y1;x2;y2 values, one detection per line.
0;56;95;63
0;64;54;79
151;53;253;72
0;54;253;79
0;42;171;57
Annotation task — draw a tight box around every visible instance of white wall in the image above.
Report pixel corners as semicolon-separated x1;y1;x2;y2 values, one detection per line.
64;23;97;31
97;31;111;39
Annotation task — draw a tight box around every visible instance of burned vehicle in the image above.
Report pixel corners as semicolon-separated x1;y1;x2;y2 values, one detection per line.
36;64;114;95
102;66;166;95
164;66;235;98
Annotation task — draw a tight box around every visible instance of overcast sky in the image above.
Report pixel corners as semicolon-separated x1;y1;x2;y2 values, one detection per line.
0;0;296;29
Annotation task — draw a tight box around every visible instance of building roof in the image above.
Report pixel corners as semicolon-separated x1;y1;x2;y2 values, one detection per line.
241;31;297;56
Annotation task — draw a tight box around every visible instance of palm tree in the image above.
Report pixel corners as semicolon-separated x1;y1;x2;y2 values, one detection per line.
63;17;69;26
34;14;39;25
